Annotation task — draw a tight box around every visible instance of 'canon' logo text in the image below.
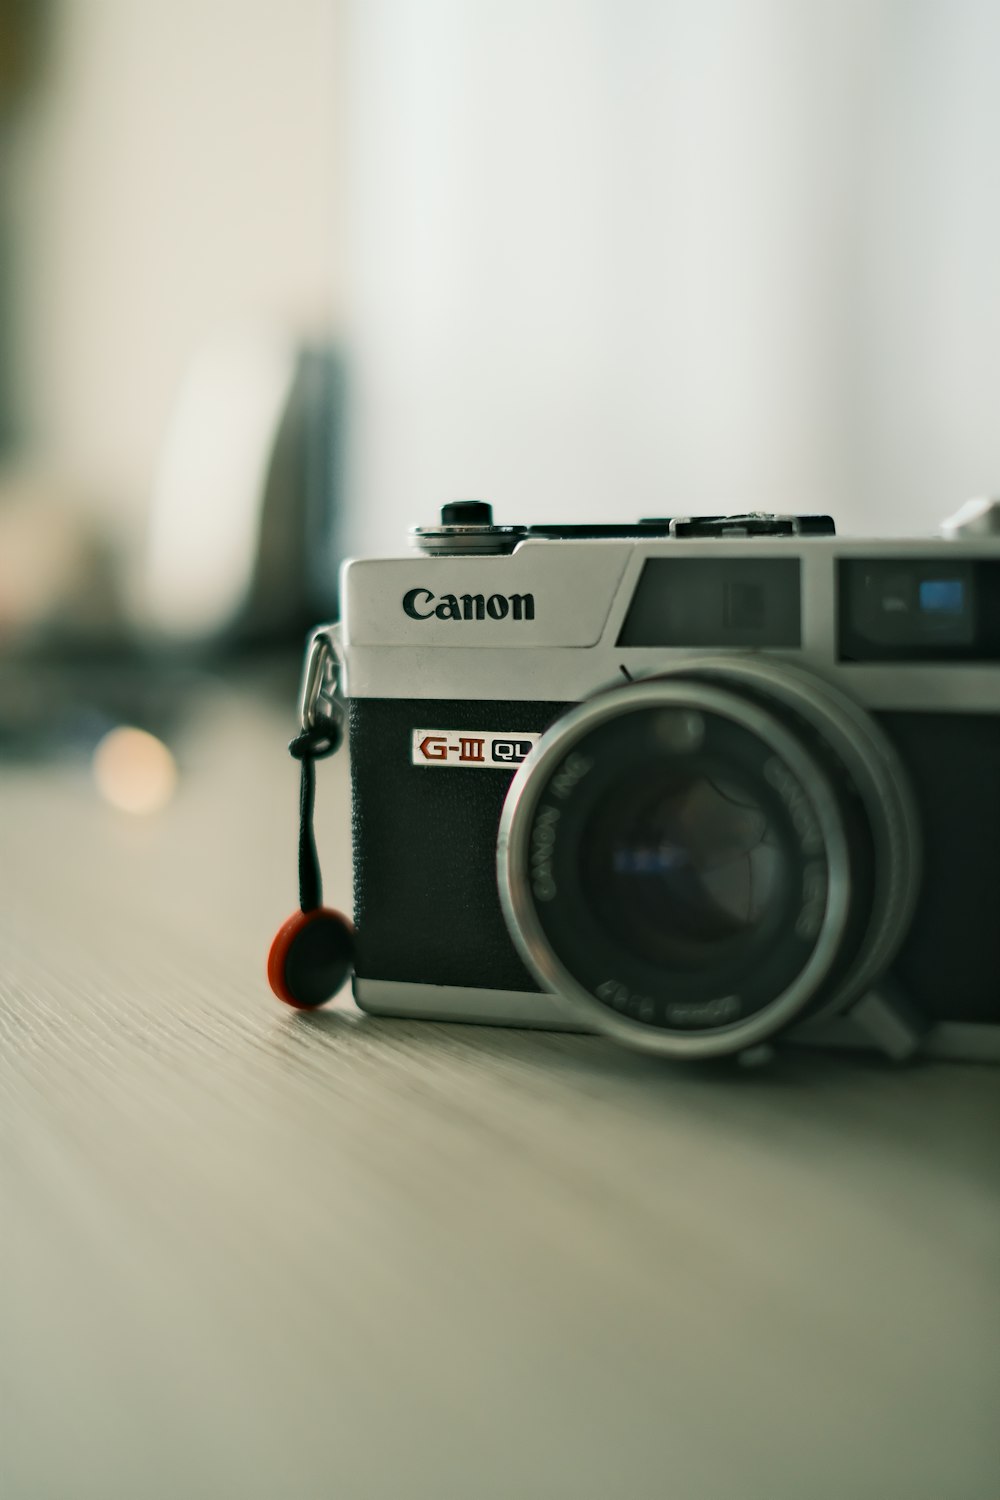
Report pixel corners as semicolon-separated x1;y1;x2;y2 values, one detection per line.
402;588;535;622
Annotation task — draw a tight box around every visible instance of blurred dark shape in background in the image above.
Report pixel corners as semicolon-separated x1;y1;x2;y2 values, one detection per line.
142;336;343;649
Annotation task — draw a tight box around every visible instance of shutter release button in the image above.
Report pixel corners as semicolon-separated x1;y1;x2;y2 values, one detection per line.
412;499;527;555
440;499;494;526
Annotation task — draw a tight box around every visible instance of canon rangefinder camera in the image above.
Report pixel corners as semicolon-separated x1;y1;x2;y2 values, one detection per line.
318;499;1000;1062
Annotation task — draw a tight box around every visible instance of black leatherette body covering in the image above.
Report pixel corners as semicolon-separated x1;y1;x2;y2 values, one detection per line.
350;698;571;990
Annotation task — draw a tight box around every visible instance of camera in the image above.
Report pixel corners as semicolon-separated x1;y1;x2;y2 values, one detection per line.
316;499;1000;1062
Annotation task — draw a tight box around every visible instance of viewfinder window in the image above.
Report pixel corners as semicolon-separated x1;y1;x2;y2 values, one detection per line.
617;558;801;648
838;559;1000;661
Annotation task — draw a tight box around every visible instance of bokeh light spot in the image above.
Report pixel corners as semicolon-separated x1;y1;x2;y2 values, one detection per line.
92;727;178;815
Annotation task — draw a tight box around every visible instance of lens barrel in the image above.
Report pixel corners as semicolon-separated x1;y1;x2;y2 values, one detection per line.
498;662;919;1058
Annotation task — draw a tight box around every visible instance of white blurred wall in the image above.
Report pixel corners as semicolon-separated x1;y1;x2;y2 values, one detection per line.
345;0;1000;554
9;0;341;525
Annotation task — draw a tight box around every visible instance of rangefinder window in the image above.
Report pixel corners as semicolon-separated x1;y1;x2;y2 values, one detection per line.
838;559;1000;661
617;558;801;648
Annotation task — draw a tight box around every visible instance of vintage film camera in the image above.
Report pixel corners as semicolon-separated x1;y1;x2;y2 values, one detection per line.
312;499;1000;1062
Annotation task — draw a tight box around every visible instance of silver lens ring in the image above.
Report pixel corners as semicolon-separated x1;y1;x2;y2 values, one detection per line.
652;656;921;1027
498;677;855;1058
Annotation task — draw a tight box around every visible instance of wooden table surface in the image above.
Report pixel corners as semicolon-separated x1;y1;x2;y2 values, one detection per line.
2;672;998;1500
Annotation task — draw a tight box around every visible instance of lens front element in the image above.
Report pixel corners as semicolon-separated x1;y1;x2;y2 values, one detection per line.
585;757;785;970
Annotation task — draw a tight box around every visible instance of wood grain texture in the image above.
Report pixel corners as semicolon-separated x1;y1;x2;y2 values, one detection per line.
1;679;998;1500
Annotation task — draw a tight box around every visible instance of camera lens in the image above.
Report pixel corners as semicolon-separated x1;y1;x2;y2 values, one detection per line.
583;761;786;970
498;664;919;1057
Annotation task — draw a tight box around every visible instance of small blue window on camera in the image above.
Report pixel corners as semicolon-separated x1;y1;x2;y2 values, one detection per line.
919;578;965;615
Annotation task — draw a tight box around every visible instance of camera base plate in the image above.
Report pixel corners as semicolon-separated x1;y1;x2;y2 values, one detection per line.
353;979;1000;1063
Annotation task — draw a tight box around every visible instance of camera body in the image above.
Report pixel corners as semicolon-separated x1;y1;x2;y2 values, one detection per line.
326;504;1000;1062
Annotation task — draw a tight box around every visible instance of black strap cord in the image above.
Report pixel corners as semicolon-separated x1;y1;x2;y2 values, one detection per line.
288;715;342;913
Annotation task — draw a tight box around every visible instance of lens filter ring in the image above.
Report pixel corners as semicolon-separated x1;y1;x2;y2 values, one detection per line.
498;679;856;1057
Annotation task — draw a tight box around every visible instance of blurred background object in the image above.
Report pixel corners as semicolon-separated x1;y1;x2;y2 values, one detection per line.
0;0;341;660
141;331;342;646
0;0;342;758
